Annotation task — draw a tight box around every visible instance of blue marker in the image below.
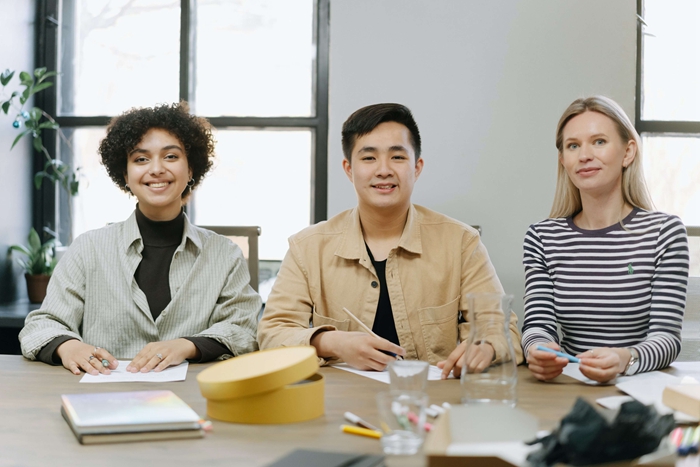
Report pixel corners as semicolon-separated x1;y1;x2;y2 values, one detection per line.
535;345;580;363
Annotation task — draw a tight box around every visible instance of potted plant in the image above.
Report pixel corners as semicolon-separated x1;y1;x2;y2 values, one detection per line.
9;228;58;304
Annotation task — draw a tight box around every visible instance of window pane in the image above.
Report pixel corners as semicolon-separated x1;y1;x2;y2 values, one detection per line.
642;135;700;226
194;0;315;117
642;0;700;121
193;129;312;260
67;128;137;239
58;0;180;116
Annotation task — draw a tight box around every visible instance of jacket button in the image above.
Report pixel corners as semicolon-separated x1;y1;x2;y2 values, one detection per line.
371;281;378;288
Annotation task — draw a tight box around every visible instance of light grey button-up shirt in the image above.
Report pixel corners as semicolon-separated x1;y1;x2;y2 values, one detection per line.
20;211;261;360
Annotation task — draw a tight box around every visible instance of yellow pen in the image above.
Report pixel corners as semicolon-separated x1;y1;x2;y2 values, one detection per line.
340;424;382;439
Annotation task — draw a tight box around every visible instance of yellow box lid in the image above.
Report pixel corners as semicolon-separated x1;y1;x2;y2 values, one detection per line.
197;346;319;401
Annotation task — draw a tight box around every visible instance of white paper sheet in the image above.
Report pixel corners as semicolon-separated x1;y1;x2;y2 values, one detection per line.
614;372;700;423
561;363;667;386
331;363;452;383
80;361;188;383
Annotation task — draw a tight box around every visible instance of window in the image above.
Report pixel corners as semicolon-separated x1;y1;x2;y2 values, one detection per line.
35;0;329;266
638;0;700;276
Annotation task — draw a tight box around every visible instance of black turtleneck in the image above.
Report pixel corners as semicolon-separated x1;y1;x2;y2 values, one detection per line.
366;245;400;346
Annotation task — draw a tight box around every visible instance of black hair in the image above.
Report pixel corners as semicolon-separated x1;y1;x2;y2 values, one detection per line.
341;103;421;162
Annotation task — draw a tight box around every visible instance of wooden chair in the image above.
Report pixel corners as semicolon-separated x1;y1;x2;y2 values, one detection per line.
198;226;261;292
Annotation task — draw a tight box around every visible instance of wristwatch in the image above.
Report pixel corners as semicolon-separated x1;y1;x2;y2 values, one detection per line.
623;348;640;376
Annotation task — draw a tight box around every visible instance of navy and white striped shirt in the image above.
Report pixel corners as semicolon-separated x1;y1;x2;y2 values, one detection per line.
522;208;689;374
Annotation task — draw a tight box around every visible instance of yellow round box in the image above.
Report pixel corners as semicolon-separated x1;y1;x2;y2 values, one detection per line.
206;372;325;424
197;346;319;401
197;347;324;424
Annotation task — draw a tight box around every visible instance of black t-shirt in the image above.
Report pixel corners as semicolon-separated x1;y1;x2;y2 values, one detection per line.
366;245;400;346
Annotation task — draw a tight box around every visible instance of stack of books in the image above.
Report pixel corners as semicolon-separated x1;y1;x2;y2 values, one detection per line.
61;390;203;444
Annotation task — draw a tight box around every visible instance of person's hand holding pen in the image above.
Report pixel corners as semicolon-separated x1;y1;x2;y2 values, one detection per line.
310;307;405;371
55;340;118;376
526;341;570;381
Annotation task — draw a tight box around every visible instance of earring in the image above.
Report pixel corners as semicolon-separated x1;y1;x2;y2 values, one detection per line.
187;178;195;187
125;183;132;193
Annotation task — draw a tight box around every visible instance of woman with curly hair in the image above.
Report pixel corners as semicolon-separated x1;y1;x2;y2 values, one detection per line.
20;102;261;375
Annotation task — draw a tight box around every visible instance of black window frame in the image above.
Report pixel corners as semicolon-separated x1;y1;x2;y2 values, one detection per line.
33;0;329;243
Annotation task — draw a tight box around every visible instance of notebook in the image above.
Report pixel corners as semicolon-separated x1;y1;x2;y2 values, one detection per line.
61;390;203;444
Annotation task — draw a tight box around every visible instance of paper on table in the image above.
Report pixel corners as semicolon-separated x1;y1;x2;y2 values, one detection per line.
614;372;700;423
445;440;537;466
561;363;668;386
332;363;452;383
80;361;188;383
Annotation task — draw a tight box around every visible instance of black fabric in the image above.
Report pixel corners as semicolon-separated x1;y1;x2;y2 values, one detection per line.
134;205;184;320
183;336;232;362
366;245;400;346
38;335;76;365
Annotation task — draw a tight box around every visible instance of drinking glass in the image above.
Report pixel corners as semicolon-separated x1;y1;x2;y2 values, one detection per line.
461;293;518;407
376;391;428;455
388;360;429;393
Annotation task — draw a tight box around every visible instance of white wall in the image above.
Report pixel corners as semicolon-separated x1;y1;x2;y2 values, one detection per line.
0;0;34;302
328;0;637;321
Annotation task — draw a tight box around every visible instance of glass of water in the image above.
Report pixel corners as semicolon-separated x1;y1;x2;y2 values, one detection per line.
376;391;429;455
461;293;518;407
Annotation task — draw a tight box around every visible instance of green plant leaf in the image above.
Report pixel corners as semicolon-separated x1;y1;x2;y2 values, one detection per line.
38;121;59;130
29;107;42;121
28;228;41;252
33;135;43;152
34;67;46;79
19;71;32;85
9;244;31;257
33;172;44;189
1;101;9;114
10;130;30;149
28;82;53;96
1;69;14;86
37;71;57;83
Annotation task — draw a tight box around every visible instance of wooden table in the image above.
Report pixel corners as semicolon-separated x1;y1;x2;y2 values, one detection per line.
0;356;682;467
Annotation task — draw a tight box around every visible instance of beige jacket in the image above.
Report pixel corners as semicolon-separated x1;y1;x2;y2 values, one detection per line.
258;205;523;365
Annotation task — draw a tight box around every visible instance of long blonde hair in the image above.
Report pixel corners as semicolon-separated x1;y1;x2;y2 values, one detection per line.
550;96;654;218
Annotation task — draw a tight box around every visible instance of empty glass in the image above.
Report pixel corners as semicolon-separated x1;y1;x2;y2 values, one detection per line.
461;293;518;407
388;360;429;393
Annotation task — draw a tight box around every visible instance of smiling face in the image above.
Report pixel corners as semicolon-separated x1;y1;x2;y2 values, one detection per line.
124;128;192;221
342;121;423;213
559;111;636;199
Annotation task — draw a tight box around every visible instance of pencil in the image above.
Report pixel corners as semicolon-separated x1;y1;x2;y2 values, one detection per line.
341;307;378;337
341;307;403;360
340;424;382;439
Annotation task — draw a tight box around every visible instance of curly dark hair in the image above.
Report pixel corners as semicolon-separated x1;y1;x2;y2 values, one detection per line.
98;101;215;197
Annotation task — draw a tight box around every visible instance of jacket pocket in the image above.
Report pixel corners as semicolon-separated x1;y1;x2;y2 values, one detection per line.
312;306;350;332
417;296;460;363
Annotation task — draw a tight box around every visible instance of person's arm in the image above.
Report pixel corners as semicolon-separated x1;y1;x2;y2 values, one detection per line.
257;244;337;355
521;225;560;355
457;230;524;365
19;235;89;360
188;242;261;358
626;216;688;373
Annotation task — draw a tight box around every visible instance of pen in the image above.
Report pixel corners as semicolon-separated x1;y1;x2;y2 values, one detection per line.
678;427;695;456
535;345;580;363
689;427;700;455
340;424;382;439
341;307;403;360
430;404;446;415
344;411;381;432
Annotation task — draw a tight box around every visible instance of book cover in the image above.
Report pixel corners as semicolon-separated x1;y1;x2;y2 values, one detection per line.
61;390;202;436
662;384;700;418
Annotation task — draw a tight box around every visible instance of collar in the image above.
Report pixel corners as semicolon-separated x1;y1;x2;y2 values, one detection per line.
122;209;203;255
335;204;423;261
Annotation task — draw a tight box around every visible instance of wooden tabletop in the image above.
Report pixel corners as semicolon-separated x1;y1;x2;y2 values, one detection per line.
0;355;682;467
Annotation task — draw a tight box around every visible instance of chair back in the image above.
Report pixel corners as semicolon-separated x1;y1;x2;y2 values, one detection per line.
199;226;261;292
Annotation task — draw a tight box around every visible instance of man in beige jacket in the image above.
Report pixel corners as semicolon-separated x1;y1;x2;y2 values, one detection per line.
258;103;523;378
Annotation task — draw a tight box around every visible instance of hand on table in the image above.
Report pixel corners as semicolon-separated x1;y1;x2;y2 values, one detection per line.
526;342;569;381
311;331;405;371
437;340;495;379
126;338;199;373
576;347;630;383
56;340;118;376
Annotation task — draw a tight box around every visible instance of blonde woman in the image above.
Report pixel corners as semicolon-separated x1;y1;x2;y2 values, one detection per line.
522;96;689;383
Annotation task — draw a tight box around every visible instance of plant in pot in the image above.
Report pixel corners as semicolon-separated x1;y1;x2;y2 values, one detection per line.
9;228;58;304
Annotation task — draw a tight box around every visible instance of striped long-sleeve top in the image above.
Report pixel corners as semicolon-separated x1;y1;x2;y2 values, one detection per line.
521;208;689;374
